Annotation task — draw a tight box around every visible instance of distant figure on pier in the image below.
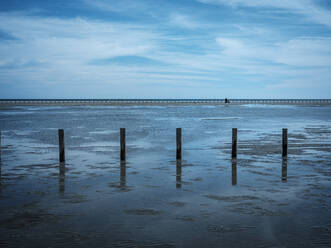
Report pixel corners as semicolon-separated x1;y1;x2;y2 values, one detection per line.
225;98;230;104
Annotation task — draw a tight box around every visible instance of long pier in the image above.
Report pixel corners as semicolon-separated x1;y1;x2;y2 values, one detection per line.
0;99;331;106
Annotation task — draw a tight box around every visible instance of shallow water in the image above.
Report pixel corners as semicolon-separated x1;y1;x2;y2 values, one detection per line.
0;104;331;247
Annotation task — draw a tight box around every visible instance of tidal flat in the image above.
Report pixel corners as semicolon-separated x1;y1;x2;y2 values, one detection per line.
0;104;330;247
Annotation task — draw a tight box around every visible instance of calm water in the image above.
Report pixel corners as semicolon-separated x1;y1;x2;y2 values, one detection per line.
0;104;331;247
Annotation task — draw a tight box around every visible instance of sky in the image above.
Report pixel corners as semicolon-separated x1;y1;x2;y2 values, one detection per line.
0;0;331;99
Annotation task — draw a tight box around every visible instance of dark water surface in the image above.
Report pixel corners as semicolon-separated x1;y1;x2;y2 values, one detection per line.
0;104;331;247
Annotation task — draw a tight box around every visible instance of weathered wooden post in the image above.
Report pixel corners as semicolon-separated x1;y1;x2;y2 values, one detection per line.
232;159;237;185
232;128;237;158
58;129;65;162
59;162;65;193
120;161;126;189
176;159;182;188
176;128;182;160
282;128;288;157
282;158;287;182
120;128;126;161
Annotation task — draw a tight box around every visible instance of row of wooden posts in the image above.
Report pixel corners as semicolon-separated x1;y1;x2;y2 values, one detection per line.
57;128;289;163
0;128;288;163
0;129;289;191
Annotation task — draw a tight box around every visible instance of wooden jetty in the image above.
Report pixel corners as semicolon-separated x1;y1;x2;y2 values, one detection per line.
0;99;331;106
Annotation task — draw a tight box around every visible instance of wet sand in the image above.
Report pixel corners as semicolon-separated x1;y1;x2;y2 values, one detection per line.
0;104;330;247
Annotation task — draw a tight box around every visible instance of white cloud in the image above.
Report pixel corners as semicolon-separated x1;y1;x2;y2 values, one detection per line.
233;24;271;36
169;13;200;29
198;0;307;9
0;12;226;98
216;37;248;57
266;71;331;90
83;0;149;13
0;13;158;69
215;36;331;67
0;8;330;98
274;38;331;67
197;0;331;27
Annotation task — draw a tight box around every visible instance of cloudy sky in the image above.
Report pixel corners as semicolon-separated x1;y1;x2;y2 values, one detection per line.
0;0;331;99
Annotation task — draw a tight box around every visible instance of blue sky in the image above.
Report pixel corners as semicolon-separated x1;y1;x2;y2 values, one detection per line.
0;0;331;98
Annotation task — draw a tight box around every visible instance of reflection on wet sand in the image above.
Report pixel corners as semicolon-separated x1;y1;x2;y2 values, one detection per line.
176;160;182;189
1;104;331;247
232;159;237;186
120;161;126;189
0;130;2;164
0;162;2;192
0;132;2;190
282;158;287;182
59;162;65;193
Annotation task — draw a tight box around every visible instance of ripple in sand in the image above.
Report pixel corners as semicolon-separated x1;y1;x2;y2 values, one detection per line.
204;194;260;202
1;210;56;229
124;209;161;216
168;201;186;207
175;215;195;222
61;193;89;204
111;239;175;248
207;224;247;233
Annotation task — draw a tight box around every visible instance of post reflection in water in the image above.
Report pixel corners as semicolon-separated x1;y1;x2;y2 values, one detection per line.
120;161;126;189
0;161;2;191
282;158;287;182
232;159;237;186
0;140;2;189
0;131;2;191
59;162;65;193
176;160;182;189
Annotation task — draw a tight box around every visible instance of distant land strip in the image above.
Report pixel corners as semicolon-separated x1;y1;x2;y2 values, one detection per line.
0;99;330;106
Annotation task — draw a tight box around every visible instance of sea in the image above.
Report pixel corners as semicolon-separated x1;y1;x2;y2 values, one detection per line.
0;102;330;247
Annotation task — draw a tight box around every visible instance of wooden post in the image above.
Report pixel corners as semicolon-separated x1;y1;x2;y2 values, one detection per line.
176;128;182;160
232;128;237;158
282;158;287;182
176;159;182;188
282;128;288;157
120;128;126;161
58;129;65;162
120;161;126;188
59;162;65;193
232;159;237;185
